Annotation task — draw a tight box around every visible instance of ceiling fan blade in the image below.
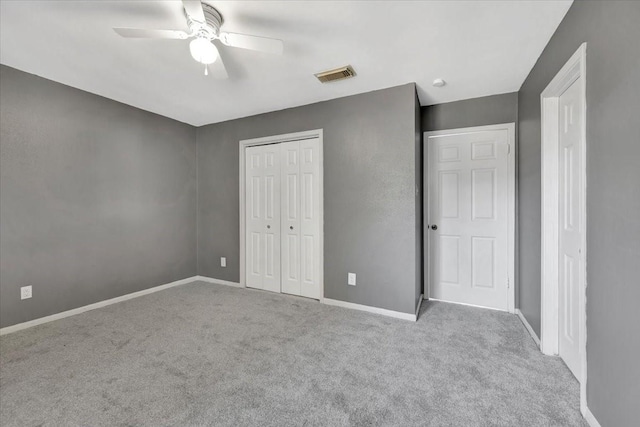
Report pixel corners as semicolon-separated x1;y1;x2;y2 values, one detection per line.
219;32;283;55
113;28;189;39
182;0;206;24
207;44;228;79
208;56;228;79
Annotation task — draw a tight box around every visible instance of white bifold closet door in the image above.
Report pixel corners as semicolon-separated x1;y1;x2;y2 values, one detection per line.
245;138;321;299
245;144;281;293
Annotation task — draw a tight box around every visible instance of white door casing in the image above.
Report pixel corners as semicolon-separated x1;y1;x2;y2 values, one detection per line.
245;144;281;293
240;129;324;300
558;79;583;380
425;123;515;313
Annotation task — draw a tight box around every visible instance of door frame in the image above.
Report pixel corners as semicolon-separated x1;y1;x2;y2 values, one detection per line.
540;43;587;410
239;129;324;299
423;123;516;314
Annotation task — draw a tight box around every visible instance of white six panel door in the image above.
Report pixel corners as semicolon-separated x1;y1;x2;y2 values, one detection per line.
298;138;321;299
245;144;281;292
246;138;321;299
280;141;301;295
558;80;583;380
428;129;510;311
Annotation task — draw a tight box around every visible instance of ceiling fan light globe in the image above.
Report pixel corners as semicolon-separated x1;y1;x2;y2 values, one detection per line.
189;38;217;64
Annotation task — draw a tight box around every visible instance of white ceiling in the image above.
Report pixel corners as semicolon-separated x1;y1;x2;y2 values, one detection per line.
0;0;572;126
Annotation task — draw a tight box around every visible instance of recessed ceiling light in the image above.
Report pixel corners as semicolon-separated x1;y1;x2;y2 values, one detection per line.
432;78;446;87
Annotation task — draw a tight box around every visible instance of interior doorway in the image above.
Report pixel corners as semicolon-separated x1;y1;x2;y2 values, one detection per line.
424;123;516;313
540;43;587;411
239;129;324;300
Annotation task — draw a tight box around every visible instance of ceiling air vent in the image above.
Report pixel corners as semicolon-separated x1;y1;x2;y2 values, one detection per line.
314;65;356;83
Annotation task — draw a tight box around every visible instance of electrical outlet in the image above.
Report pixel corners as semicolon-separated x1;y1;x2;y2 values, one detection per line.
220;257;226;267
21;285;32;300
348;273;356;286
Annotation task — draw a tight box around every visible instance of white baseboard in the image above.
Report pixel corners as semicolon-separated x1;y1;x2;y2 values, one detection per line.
516;308;541;347
428;297;507;312
198;278;415;324
2;275;415;334
583;406;601;427
0;276;199;336
416;294;424;318
323;298;416;321
194;276;242;288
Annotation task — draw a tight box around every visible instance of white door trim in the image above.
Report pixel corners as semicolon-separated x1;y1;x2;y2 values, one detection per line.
239;129;324;300
540;43;587;413
423;123;516;314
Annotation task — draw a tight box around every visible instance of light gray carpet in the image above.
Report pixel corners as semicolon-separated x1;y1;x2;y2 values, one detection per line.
0;281;586;426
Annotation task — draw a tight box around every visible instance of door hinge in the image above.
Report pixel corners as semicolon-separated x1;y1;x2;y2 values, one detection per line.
507;144;511;154
507;277;510;288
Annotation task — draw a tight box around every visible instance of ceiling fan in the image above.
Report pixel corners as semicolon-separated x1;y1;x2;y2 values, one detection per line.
113;0;284;77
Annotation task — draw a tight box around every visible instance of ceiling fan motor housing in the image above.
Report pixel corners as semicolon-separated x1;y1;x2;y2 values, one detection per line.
185;3;224;39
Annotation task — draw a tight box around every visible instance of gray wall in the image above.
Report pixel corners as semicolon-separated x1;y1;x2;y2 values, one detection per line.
197;83;419;314
517;1;640;426
0;65;197;328
421;92;518;132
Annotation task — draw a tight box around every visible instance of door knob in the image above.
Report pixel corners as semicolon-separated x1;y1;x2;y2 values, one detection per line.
431;224;438;230
290;226;294;230
267;225;271;229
